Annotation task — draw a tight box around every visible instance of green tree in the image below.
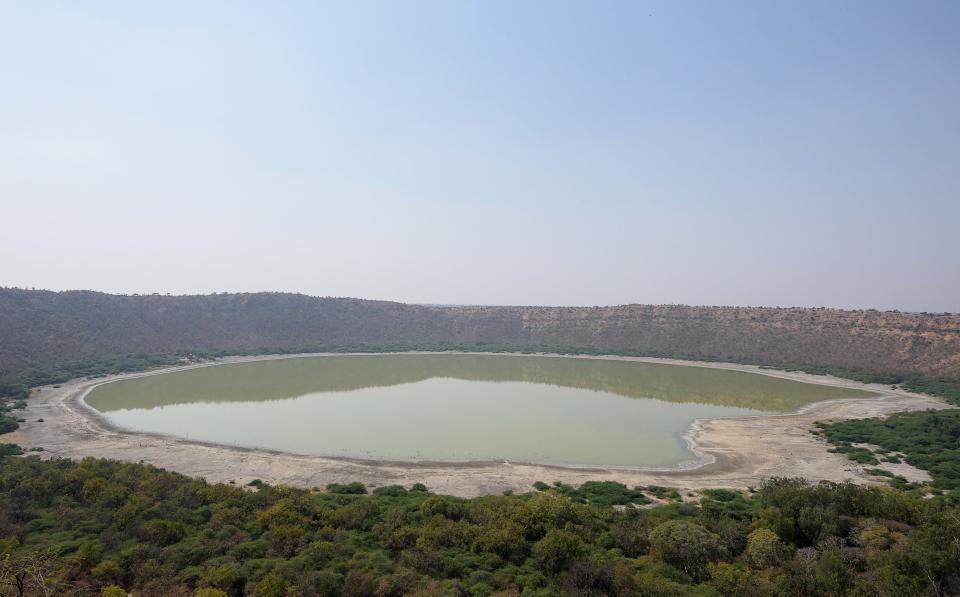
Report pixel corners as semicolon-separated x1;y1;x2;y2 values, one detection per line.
202;563;244;593
815;549;851;596
533;529;584;575
649;520;725;580
91;559;122;584
745;528;788;569
707;562;753;596
74;540;103;570
910;510;960;594
100;587;127;597
610;513;653;557
254;571;288;597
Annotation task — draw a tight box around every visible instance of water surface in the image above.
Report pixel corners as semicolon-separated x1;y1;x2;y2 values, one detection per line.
86;354;876;467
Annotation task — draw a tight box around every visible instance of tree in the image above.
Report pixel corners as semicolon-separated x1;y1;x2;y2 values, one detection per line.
254;571;288;597
649;520;725;580
533;529;584;575
0;549;61;597
100;587;127;597
610;513;653;557
91;560;122;585
815;549;851;596
74;540;103;571
745;528;788;569
910;510;960;595
707;562;753;596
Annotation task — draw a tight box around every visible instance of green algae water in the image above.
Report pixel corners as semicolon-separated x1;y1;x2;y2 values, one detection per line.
85;354;877;468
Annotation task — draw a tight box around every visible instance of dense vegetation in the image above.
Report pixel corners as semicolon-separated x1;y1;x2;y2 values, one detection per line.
816;410;960;490
1;456;959;596
3;289;958;397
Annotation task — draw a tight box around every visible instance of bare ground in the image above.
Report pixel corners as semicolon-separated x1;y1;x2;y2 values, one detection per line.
2;353;946;497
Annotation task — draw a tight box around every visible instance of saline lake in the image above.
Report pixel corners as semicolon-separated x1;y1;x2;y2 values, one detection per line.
85;354;876;468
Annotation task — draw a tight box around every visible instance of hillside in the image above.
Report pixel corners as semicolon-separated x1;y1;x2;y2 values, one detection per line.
1;288;959;391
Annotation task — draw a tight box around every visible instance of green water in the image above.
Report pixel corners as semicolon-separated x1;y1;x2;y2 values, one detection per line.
86;354;877;467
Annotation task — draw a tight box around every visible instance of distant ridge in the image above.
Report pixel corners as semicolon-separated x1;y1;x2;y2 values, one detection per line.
1;288;958;389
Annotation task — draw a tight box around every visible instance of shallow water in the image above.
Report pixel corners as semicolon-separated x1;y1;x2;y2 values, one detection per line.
86;354;876;467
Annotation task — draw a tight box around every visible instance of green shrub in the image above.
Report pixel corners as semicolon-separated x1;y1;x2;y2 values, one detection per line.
0;414;18;433
372;485;408;497
0;443;23;457
325;482;367;494
817;409;960;489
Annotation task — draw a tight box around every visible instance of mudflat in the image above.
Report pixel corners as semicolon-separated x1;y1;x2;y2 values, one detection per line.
4;353;946;497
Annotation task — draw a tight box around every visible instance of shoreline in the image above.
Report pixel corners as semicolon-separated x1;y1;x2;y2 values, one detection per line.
4;352;948;497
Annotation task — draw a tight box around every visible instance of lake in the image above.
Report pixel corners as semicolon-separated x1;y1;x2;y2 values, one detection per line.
85;354;877;468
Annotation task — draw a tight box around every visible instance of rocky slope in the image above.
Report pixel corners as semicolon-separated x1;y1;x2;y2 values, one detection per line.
1;288;958;386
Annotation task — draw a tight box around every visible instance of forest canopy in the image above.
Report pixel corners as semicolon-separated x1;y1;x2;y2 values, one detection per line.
1;456;959;596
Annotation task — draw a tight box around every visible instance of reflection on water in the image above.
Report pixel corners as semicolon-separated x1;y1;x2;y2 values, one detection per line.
86;354;876;467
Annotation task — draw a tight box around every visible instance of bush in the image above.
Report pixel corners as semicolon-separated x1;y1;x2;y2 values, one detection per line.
576;481;650;507
325;482;367;494
372;485;408;497
0;443;23;457
0;414;18;433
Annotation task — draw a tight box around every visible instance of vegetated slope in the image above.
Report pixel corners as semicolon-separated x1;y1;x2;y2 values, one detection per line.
2;456;959;596
1;288;959;389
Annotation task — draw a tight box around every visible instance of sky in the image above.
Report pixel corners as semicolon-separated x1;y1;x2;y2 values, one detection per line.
1;1;958;311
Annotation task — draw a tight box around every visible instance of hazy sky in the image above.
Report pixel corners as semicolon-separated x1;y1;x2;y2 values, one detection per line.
1;1;958;311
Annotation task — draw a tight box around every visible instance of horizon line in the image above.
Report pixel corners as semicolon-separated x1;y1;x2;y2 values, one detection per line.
2;286;956;316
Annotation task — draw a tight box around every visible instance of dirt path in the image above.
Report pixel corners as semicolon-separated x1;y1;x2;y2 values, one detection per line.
3;352;946;497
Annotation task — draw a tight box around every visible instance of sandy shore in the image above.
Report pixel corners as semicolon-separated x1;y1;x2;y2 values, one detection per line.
2;352;947;497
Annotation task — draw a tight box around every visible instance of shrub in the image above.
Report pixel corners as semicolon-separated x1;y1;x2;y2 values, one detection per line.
0;443;23;457
0;414;18;433
326;482;367;495
372;485;408;497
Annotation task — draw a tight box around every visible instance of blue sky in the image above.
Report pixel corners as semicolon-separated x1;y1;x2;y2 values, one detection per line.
1;1;958;310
